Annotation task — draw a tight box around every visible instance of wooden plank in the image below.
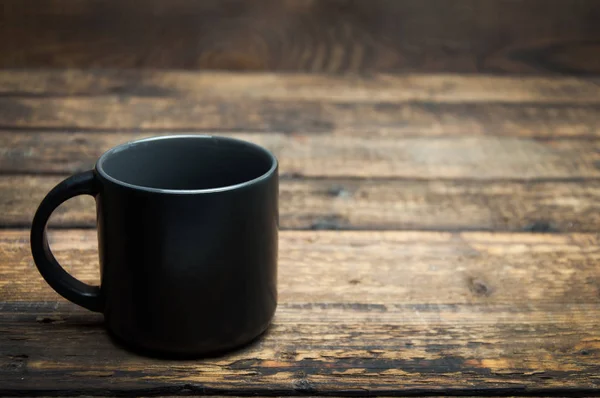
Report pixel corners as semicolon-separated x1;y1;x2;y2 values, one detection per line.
1;132;599;179
2;97;600;138
1;230;600;393
2;302;600;394
2;0;600;74
3;229;600;306
3;175;600;232
3;70;600;104
2;71;600;137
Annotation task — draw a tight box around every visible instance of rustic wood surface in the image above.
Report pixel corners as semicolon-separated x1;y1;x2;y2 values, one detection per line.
2;0;600;74
2;175;600;233
2;71;600;137
3;132;600;179
2;230;600;395
1;70;599;396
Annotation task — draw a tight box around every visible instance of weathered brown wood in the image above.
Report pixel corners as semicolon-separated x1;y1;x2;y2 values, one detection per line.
2;98;600;138
3;229;600;304
3;175;600;232
3;70;600;104
1;230;600;394
1;69;599;395
2;132;599;179
2;0;600;74
2;71;600;137
2;302;600;394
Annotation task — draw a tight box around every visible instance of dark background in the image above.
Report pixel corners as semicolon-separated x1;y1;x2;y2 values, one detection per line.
2;0;600;74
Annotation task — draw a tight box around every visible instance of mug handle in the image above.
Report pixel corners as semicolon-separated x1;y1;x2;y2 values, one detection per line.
30;170;103;312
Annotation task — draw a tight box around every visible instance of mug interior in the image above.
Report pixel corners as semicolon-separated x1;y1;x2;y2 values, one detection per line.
97;136;276;191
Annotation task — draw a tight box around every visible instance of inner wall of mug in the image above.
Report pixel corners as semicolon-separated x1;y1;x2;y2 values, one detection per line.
97;136;275;191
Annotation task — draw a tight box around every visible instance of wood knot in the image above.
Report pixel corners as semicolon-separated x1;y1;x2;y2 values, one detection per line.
293;378;316;393
6;354;28;371
468;277;493;297
523;221;555;233
326;185;351;198
278;350;297;360
36;315;65;324
310;214;346;230
348;279;361;285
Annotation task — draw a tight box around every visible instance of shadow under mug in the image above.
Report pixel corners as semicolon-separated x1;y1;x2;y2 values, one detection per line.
30;135;279;357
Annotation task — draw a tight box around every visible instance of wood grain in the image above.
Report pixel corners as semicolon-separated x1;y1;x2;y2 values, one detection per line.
1;71;600;138
4;97;600;138
2;302;600;394
2;69;600;395
1;230;600;394
3;70;600;104
2;0;600;74
3;175;600;233
3;229;600;304
2;132;599;179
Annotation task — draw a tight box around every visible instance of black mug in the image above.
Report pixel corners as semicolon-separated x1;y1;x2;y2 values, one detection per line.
30;135;278;357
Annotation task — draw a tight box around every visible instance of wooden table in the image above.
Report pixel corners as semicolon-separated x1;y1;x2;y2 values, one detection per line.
1;70;599;396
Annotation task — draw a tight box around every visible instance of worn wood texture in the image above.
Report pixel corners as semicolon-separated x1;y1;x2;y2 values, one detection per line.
1;71;600;138
2;132;599;179
2;69;600;395
2;175;600;233
2;0;600;74
1;230;600;394
3;229;600;304
4;97;600;138
3;70;600;104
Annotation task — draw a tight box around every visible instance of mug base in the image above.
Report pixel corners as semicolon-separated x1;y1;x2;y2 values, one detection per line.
106;321;273;359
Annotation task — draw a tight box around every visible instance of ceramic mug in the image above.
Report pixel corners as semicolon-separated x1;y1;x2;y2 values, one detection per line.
30;135;278;357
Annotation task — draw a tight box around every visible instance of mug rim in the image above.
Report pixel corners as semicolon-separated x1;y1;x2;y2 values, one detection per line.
95;134;278;194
